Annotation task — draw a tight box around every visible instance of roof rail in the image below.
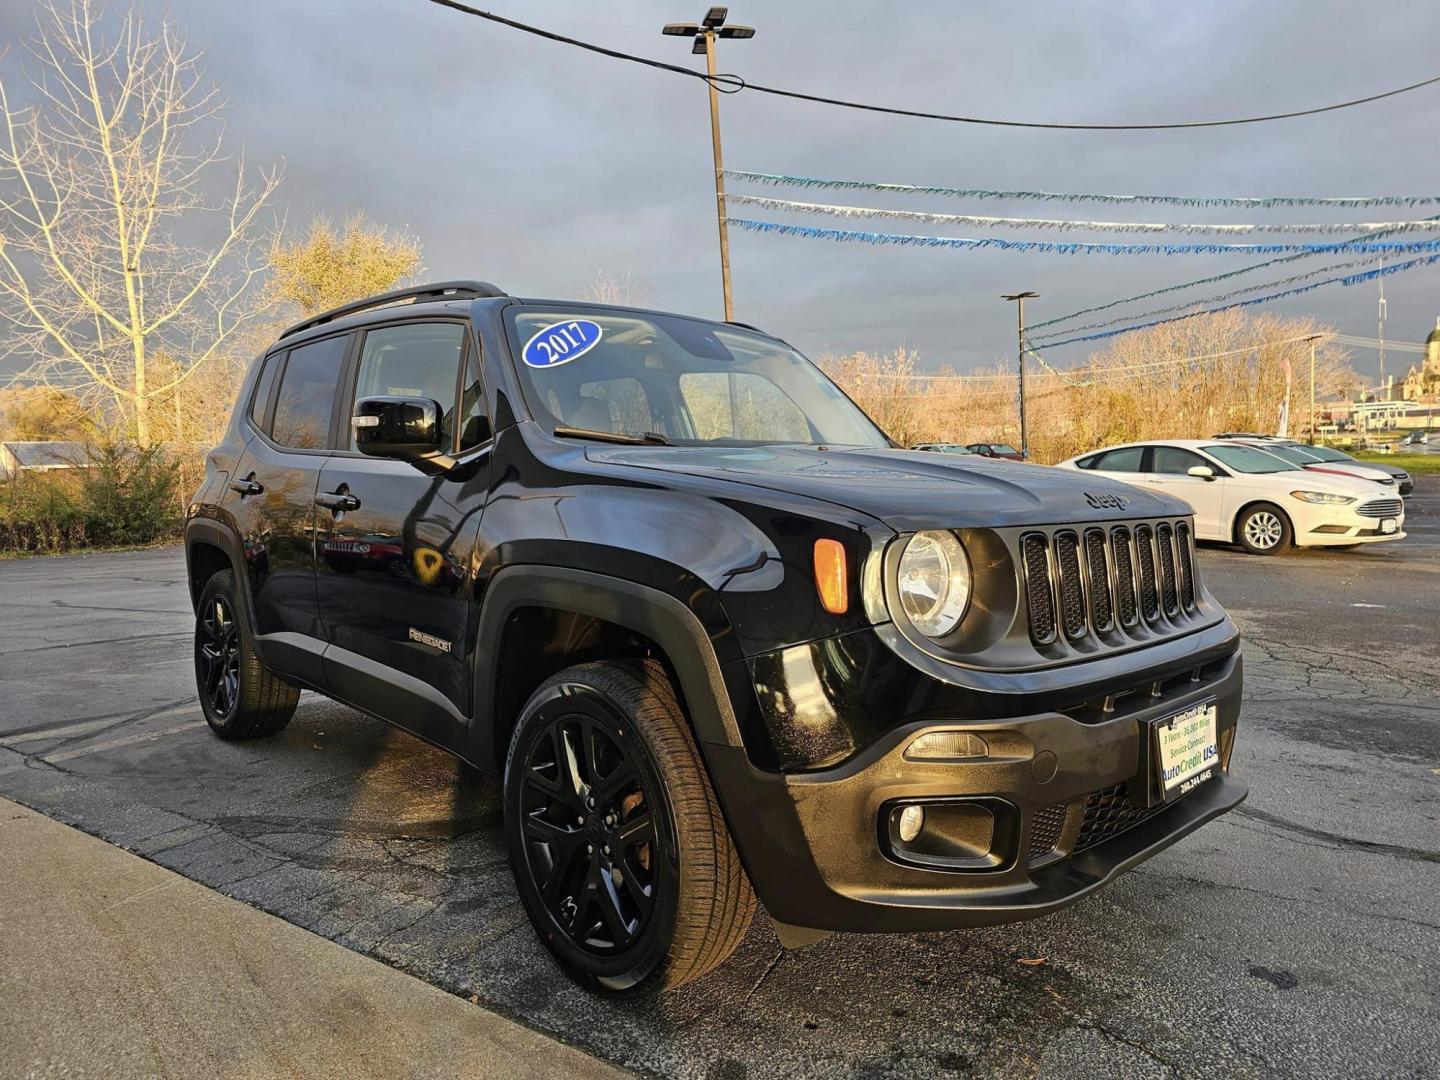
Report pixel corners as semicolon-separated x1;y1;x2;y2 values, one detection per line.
278;280;507;340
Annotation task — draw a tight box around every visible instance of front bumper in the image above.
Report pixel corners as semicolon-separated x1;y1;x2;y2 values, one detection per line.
708;649;1244;933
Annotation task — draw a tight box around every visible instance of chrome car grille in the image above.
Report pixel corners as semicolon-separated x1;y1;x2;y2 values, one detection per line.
1357;498;1403;519
1021;519;1201;647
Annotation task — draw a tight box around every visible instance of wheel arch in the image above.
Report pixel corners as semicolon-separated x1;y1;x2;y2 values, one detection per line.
185;518;249;613
471;566;745;776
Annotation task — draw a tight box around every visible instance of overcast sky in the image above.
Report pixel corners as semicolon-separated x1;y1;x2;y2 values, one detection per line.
5;0;1440;382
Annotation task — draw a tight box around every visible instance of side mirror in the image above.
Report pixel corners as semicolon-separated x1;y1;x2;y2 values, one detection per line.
352;396;450;467
1187;464;1217;481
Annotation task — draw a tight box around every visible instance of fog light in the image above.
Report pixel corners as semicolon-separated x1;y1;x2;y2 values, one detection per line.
898;804;925;843
904;730;989;762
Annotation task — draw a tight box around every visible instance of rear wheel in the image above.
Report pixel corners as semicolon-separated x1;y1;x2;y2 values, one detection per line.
194;570;299;738
503;660;755;993
1235;503;1292;556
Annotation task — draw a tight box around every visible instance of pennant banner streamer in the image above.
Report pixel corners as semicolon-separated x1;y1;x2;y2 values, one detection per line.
726;171;1440;210
729;218;1440;257
1029;256;1381;341
727;195;1440;236
1036;254;1440;349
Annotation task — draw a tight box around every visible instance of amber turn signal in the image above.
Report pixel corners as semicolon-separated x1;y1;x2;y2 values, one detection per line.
813;538;848;614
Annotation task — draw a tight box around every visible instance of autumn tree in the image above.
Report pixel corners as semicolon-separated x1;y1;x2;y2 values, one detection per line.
268;215;422;317
0;385;92;441
0;0;281;446
582;269;654;308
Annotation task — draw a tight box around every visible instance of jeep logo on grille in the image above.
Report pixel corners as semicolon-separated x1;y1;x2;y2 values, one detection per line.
1085;492;1131;510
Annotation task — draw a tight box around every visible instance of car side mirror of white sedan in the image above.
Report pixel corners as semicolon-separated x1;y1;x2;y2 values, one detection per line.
1187;465;1217;481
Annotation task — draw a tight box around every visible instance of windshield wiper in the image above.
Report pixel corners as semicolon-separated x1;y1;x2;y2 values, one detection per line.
552;426;672;446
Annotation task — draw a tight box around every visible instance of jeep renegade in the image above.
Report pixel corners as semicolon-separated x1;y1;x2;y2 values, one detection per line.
185;281;1246;993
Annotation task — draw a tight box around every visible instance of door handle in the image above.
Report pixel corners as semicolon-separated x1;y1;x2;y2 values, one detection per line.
228;475;263;497
315;490;360;513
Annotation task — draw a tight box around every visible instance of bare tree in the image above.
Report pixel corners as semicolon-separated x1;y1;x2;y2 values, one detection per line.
0;0;281;445
582;268;654;309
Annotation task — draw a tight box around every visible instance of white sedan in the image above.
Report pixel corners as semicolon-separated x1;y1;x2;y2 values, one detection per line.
1056;439;1406;555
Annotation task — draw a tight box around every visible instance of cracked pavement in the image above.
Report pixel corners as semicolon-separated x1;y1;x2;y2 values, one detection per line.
1;480;1437;1079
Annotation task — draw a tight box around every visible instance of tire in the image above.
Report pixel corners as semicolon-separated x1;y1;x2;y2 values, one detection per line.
503;659;755;994
1235;503;1293;556
194;569;299;739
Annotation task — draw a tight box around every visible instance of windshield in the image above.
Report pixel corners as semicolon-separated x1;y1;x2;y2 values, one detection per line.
1303;445;1352;463
1245;443;1321;467
1203;444;1298;474
505;306;889;448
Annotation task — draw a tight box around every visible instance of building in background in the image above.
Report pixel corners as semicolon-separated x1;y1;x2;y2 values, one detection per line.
0;441;91;482
1400;319;1440;401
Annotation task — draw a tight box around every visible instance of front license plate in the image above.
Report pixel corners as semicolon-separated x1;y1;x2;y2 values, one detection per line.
1152;701;1219;802
1381;518;1398;534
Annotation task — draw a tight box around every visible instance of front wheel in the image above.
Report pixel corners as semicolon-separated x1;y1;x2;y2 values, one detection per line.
503;660;755;993
194;570;299;738
1236;503;1293;556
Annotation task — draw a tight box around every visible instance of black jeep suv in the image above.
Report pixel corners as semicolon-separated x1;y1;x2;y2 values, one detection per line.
185;281;1246;992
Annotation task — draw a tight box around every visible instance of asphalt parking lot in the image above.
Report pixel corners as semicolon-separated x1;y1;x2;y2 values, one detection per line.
2;481;1437;1079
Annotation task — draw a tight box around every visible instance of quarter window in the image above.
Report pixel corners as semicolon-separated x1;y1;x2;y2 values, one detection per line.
248;353;282;431
351;323;467;450
271;335;349;450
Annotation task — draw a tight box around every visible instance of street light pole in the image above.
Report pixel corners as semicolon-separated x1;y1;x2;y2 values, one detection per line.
663;8;755;323
1003;291;1038;458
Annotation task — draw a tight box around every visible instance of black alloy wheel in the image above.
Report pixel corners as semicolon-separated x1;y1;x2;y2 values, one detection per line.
197;592;242;721
518;706;661;958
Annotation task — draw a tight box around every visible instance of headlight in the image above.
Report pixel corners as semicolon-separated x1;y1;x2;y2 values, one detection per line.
1289;491;1355;505
896;531;971;637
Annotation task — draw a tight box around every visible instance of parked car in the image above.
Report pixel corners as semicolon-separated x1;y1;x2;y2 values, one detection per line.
911;443;977;455
1215;438;1402;494
1286;443;1413;497
186;282;1247;993
1059;439;1405;555
1403;431;1429;446
965;442;1025;460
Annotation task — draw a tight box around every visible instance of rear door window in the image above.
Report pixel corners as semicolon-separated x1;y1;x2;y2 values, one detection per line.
1096;446;1145;471
271;334;350;450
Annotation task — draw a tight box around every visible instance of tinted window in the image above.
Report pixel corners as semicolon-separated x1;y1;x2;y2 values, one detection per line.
1152;446;1209;475
352;323;466;449
249;353;281;430
271;335;349;449
990;444;1019;455
1095;446;1144;471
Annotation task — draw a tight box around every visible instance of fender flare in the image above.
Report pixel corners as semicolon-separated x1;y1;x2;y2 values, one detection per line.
184;518;250;615
470;565;745;770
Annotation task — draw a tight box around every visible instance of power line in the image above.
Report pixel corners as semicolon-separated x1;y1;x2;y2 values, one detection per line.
420;1;1440;132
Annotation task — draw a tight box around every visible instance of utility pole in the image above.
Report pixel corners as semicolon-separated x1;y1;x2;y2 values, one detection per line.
1377;265;1387;400
663;8;754;322
1305;333;1324;444
1003;292;1038;458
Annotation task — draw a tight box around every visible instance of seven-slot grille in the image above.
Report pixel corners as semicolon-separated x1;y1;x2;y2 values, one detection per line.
1356;498;1403;519
1021;520;1199;646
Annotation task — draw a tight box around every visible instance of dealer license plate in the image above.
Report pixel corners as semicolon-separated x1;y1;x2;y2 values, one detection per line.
1381;519;1398;534
1152;701;1219;802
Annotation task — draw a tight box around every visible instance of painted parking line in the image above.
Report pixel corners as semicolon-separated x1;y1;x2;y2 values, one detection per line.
41;718;202;764
0;705;195;748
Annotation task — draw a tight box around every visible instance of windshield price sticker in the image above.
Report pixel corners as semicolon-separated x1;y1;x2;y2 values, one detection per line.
523;319;603;369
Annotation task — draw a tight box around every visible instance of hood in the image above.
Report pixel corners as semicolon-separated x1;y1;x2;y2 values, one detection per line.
1301;462;1393;484
1282;468;1397;499
584;445;1189;531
